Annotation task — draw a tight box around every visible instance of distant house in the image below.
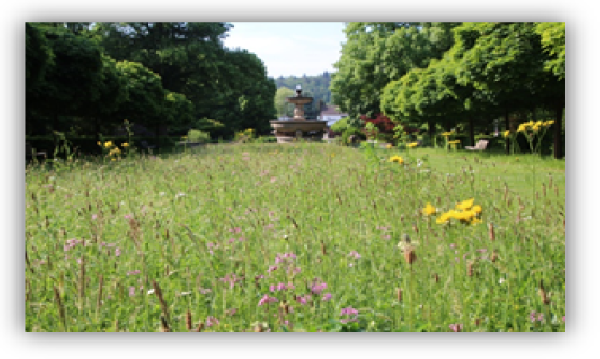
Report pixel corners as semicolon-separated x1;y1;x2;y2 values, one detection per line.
320;105;348;126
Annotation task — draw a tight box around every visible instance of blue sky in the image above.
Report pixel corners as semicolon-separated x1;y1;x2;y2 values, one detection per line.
222;22;347;78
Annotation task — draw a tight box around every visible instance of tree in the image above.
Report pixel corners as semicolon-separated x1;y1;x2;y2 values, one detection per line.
451;22;564;156
535;22;565;80
26;23;53;90
27;24;105;134
331;22;460;119
114;60;165;146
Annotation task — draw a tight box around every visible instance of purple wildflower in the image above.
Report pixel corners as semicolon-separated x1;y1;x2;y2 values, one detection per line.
311;282;328;295
129;286;135;297
340;307;359;316
382;234;391;240
127;270;141;276
205;316;219;327
322;293;332;301
230;227;242;234
348;251;361;259
124;214;132;220
92;214;98;220
449;324;463;332
268;265;278;273
115;248;121;257
258;294;278;306
449;243;456;249
296;295;310;305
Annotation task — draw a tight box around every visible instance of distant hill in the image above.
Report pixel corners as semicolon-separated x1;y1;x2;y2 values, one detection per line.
274;72;333;105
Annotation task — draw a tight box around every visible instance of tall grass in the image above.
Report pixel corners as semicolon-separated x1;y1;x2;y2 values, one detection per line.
25;142;565;332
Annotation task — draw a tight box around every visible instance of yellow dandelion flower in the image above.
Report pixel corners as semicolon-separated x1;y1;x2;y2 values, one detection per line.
104;141;113;148
422;203;437;216
436;212;451;224
456;198;475;211
470;218;483;225
386;144;393;149
407;142;418;148
503;130;510;138
472;205;482;214
111;158;116;162
122;143;129;147
389;156;404;164
97;141;102;146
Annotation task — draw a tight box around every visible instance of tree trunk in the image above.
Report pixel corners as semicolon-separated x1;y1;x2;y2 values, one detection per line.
155;123;161;152
505;107;510;155
428;120;435;144
469;117;475;147
554;105;563;159
95;117;101;155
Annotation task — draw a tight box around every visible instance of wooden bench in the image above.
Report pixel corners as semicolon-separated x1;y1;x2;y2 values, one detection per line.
465;139;489;151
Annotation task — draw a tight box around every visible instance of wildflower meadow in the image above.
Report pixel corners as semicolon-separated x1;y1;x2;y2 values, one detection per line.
25;142;565;332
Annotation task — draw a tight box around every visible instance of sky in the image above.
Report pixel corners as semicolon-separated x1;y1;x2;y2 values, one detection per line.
222;22;347;78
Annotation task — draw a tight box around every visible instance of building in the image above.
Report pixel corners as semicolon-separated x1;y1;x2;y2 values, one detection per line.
320;105;348;126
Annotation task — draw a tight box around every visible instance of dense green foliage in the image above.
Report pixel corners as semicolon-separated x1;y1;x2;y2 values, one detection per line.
330;22;565;158
275;72;333;105
26;22;277;154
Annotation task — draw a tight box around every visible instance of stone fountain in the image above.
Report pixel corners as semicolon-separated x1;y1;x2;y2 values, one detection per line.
270;85;328;144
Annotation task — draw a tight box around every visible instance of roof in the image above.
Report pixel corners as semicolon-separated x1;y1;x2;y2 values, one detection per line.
320;105;347;116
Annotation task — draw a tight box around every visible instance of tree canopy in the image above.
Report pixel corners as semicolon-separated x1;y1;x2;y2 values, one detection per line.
331;22;565;158
26;22;277;147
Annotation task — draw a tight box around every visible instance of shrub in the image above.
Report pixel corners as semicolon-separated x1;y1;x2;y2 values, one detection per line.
330;117;351;133
187;129;211;144
341;127;366;145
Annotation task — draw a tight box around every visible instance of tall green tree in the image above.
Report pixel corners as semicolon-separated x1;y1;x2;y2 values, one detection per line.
451;22;564;155
274;87;295;118
331;22;460;119
27;24;105;133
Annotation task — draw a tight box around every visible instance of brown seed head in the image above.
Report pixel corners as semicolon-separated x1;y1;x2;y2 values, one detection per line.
404;248;417;265
467;262;474;276
160;315;170;332
186;309;192;330
491;251;498;263
488;223;495;241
